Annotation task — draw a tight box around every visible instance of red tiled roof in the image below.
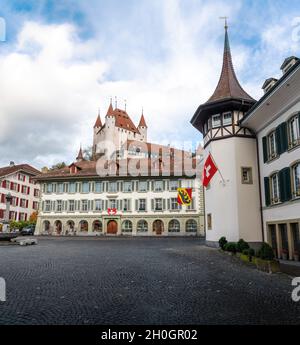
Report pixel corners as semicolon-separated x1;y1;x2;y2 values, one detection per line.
138;114;147;128
94;114;102;128
123;140;191;158
207;27;254;103
0;164;41;178
112;108;140;134
33;158;199;180
106;103;114;116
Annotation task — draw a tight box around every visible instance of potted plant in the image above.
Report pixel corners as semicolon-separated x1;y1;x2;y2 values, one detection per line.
281;249;288;260
294;250;299;261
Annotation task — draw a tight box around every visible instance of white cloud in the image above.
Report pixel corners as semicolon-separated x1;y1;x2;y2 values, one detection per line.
0;0;295;169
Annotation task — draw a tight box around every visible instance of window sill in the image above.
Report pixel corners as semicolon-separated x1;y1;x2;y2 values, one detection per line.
266;155;279;163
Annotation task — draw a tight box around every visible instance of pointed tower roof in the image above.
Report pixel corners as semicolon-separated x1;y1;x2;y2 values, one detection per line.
106;102;114;116
190;23;256;136
94;113;102;128
138;112;147;128
207;24;254;104
76;146;84;161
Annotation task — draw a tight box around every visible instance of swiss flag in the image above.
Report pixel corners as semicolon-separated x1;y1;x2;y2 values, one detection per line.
202;153;218;187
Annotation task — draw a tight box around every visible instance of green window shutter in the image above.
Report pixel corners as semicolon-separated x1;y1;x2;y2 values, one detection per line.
264;177;270;206
163;199;166;210
135;200;138;211
151;199;154;210
275;125;282;154
280;122;288;153
167;198;170;210
298;113;300;135
279;168;292;202
262;136;268;163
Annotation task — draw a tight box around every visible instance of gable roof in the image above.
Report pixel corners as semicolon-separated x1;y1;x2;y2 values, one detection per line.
0;164;41;179
112;108;140;133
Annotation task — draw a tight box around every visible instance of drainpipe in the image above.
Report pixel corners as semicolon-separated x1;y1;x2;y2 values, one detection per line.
255;135;265;243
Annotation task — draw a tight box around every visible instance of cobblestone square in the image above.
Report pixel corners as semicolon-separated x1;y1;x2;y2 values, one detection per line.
0;237;299;325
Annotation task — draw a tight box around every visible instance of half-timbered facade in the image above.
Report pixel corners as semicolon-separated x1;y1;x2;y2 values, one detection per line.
191;23;263;247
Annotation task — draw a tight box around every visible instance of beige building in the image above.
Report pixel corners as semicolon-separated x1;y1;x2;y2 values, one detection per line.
34;158;204;236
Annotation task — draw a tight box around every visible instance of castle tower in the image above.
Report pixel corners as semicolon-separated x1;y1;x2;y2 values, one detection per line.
190;23;263;247
137;110;148;142
76;146;84;162
92;111;102;159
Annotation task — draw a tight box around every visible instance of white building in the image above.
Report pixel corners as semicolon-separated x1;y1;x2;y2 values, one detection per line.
190;23;263;248
34;158;204;237
241;56;300;260
0;163;41;222
93;103;148;159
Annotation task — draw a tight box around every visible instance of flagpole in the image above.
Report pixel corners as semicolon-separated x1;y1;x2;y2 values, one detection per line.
209;151;226;185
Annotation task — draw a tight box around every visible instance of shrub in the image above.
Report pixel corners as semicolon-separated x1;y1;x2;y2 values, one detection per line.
236;239;250;253
218;236;228;250
224;242;237;253
257;243;274;260
242;248;255;257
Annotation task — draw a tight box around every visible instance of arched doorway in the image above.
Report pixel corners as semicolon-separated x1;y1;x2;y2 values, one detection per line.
107;220;118;234
43;220;50;234
79;220;88;232
153;220;164;235
54;220;62;235
93;220;102;232
66;220;75;235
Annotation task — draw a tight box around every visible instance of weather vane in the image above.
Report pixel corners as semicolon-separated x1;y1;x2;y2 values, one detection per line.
219;16;228;29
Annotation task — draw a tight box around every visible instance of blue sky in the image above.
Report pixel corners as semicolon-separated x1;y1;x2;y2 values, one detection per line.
0;0;300;168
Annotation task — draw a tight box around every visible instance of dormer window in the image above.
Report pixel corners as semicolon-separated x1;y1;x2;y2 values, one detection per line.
212;114;221;128
223;112;232;126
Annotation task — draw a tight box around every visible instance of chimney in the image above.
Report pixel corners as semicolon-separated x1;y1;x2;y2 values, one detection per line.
9;161;15;167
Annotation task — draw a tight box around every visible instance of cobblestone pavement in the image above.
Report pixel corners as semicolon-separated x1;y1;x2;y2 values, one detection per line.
0;237;299;325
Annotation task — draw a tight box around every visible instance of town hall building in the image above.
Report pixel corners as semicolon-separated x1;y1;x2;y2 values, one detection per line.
35;105;205;237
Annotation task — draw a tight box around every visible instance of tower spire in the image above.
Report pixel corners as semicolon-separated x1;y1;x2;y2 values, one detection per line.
207;20;254;103
76;145;84;162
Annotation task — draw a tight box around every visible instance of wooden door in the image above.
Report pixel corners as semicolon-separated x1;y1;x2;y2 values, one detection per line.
153;220;163;235
107;220;118;234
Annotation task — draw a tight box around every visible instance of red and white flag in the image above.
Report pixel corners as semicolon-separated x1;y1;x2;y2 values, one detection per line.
202;153;218;187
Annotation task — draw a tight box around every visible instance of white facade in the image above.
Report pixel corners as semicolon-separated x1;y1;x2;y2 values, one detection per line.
0;166;40;222
93;106;147;159
205;136;262;244
242;58;300;259
36;177;205;237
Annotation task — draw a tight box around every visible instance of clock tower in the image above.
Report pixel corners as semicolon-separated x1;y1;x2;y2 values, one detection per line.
191;24;263;247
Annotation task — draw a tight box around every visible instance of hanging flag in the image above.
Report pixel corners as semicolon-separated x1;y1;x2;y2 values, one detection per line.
202;153;218;187
177;188;192;205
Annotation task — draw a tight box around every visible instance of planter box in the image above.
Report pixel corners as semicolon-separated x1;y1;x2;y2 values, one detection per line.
255;258;280;274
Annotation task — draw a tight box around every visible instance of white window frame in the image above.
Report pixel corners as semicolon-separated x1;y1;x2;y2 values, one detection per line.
223;112;232;126
292;163;300;198
270;173;280;204
212;114;221;128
